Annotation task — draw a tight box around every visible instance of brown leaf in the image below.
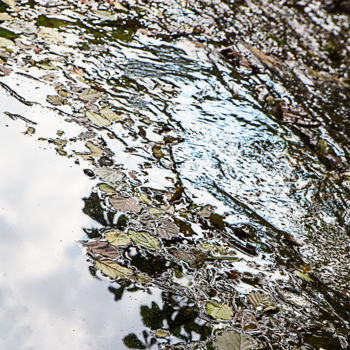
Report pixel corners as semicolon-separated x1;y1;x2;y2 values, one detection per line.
0;50;10;58
156;219;179;239
70;66;84;76
110;195;142;213
247;45;277;68
167;186;184;202
84;241;120;259
79;88;102;102
41;72;58;81
47;95;66;106
0;65;11;76
15;39;37;50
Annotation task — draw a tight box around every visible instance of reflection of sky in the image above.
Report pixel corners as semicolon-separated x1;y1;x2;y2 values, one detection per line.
0;121;161;350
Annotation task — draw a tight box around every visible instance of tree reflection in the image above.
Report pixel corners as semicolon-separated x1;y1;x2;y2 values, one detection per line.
122;292;211;349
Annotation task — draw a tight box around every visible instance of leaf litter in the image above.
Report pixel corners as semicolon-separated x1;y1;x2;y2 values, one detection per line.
3;0;350;348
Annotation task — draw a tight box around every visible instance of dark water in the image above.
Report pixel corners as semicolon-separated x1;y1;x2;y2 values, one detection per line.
0;0;349;349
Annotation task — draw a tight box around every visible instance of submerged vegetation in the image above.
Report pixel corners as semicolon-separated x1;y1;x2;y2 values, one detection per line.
0;0;349;348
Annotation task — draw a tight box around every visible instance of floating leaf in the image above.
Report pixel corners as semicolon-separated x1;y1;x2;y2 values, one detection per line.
0;37;14;49
79;88;102;102
129;230;160;251
47;95;66;106
84;241;120;259
25;127;35;135
94;10;119;21
38;27;64;43
168;186;184;202
170;248;206;268
147;208;165;216
152;145;165;159
0;13;14;21
153;330;169;338
215;331;256;350
247;291;271;307
316;139;329;156
105;230;131;246
136;272;152;285
94;167;125;183
0;65;11;76
247;45;277;68
197;205;212;218
206;301;233;320
247;291;278;313
113;1;128;11
98;183;116;195
209;213;226;230
76;141;103;160
1;0;16;8
96;260;132;279
139;193;152;205
156;219;179;239
100;107;123;121
110;195;142;213
86;110;111;127
1;20;37;34
294;270;313;282
41;72;57;81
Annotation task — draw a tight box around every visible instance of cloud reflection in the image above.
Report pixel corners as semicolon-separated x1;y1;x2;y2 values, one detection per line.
0;122;161;350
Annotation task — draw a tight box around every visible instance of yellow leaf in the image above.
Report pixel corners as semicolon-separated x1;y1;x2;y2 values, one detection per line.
96;260;132;279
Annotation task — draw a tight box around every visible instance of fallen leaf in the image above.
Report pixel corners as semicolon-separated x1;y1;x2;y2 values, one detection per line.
46;95;66;106
152;145;165;160
247;45;277;68
1;20;37;34
155;219;179;239
139;192;152;205
25;127;35;135
76;141;103;160
41;72;57;81
70;66;84;76
94;167;125;183
316;139;329;156
293;270;313;282
215;331;256;350
153;330;169;338
100;107;123;121
84;241;120;259
168;186;184;202
1;0;16;8
79;88;102;102
197;205;212;218
170;248;206;268
113;1;128;11
86;110;111;127
96;259;132;279
94;10;119;21
0;65;11;76
105;230;131;246
209;213;226;230
129;230;160;251
110;195;142;213
0;49;10;58
147;208;165;216
136;272;151;285
0;13;14;21
97;183;116;195
247;291;278;313
38;27;64;43
206;301;233;320
0;37;15;49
